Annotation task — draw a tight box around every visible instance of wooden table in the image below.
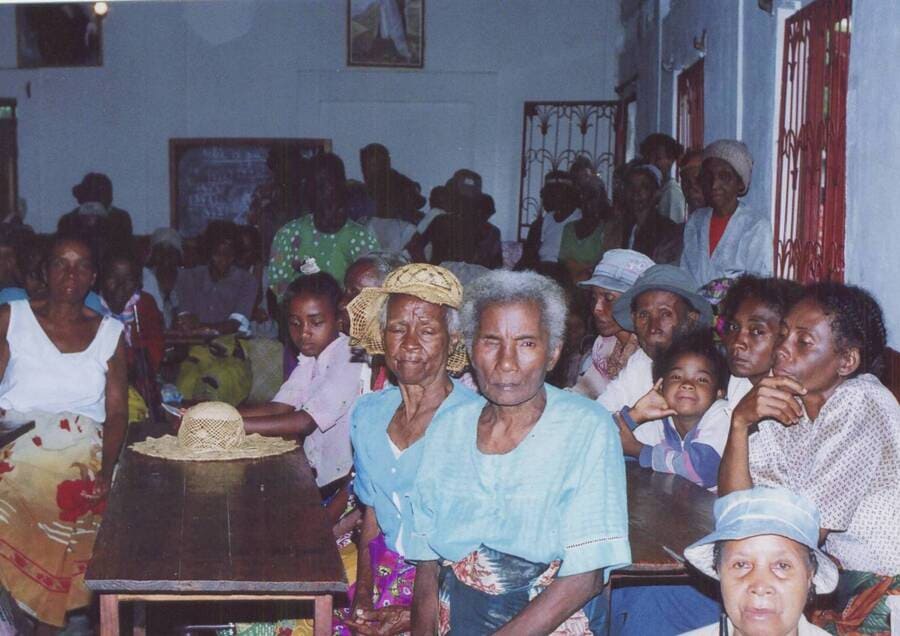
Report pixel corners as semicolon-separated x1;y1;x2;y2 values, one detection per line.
617;461;716;578
85;422;347;636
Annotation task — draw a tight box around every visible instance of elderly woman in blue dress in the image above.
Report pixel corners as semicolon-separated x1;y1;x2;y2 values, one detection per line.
338;263;476;636
407;270;631;635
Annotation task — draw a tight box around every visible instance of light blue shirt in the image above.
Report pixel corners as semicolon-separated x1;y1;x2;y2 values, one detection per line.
351;380;477;555
680;203;773;286
407;385;632;579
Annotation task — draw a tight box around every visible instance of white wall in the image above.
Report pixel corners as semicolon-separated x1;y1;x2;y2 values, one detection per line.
622;0;780;217
845;0;900;348
0;0;622;238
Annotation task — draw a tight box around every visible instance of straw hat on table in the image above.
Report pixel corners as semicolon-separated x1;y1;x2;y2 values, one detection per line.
130;402;296;461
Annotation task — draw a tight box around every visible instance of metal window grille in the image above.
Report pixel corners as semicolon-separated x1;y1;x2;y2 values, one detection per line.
773;0;851;282
517;101;621;240
677;58;705;152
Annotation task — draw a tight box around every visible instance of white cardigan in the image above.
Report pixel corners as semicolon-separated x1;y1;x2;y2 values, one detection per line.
680;203;773;286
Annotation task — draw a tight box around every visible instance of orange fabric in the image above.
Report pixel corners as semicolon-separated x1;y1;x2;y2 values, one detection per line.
811;576;900;635
709;212;732;256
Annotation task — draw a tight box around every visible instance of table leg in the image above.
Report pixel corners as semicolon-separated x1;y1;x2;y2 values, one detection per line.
99;594;120;636
313;595;333;636
133;600;147;636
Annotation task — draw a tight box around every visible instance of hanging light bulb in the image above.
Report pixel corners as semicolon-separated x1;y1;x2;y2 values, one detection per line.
93;2;109;17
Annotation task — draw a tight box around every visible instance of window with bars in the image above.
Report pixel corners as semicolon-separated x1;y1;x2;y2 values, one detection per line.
517;101;622;240
773;0;851;282
676;58;704;152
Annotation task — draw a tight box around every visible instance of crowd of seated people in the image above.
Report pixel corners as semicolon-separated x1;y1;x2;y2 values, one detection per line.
0;132;897;636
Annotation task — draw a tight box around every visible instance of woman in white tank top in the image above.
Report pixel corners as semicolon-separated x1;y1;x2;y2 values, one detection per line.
0;235;126;631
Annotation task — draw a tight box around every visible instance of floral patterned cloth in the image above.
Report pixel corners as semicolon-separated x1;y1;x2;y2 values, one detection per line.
811;570;900;635
0;411;104;627
333;532;416;636
266;216;379;299
438;545;593;635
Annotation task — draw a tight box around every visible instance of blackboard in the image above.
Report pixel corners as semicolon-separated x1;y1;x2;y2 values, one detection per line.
169;137;331;237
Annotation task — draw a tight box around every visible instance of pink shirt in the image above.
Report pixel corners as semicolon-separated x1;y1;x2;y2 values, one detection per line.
273;333;364;487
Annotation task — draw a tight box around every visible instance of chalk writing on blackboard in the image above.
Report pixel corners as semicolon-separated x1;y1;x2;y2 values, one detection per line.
170;138;331;237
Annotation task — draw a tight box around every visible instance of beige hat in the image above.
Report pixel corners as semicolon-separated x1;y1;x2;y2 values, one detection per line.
130;402;297;461
346;263;468;373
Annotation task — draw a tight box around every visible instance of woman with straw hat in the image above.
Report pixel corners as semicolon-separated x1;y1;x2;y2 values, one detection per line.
337;263;477;635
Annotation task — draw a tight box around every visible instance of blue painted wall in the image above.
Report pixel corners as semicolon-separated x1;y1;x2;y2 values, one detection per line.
0;0;622;238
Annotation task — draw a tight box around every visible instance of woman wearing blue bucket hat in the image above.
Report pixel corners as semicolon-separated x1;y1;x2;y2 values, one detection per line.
682;486;838;636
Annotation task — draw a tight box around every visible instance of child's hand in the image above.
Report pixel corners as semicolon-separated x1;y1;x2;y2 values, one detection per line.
630;379;678;424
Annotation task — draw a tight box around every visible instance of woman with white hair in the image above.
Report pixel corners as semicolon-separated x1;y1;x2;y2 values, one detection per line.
680;140;773;286
407;270;631;634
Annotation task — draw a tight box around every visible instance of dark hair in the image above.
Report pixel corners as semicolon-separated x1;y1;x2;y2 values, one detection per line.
801;282;888;378
49;232;96;270
310;152;348;209
479;194;496;219
0;226;34;286
679;148;704;167
360;143;389;161
540;170;580;211
429;185;449;210
640;133;684;161
202;221;239;262
282;271;343;315
720;275;804;324
713;540;819;604
626;162;662;190
653;328;730;393
72;172;113;205
100;249;141;284
236;224;262;259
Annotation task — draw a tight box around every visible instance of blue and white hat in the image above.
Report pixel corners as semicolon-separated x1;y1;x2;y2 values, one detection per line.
578;249;655;294
684;486;838;593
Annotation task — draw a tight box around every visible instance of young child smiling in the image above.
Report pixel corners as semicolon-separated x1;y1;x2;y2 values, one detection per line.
616;329;731;490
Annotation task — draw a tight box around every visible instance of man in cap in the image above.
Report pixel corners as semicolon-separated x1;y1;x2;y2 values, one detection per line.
681;139;772;286
417;169;500;268
58;172;133;250
596;264;712;422
519;170;583;268
572;249;655;399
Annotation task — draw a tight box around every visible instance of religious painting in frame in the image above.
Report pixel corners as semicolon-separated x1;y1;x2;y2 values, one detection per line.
347;0;424;69
16;3;103;68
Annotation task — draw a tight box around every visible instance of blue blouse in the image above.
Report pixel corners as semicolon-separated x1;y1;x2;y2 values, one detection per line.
407;385;632;579
351;380;477;555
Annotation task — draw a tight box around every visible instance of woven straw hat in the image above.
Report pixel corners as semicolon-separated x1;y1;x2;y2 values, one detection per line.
346;263;468;373
130;402;297;461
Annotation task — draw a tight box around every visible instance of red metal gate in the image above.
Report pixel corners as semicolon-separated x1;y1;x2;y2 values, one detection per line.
773;0;851;282
677;58;705;152
517;101;621;241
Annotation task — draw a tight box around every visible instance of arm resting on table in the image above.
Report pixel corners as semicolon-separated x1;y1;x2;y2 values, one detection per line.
242;402;318;439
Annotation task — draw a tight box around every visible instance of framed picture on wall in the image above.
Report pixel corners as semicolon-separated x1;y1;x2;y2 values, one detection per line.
16;3;103;68
347;0;424;69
